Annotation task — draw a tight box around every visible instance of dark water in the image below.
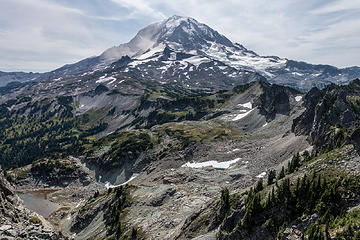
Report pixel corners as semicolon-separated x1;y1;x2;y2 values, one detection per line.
19;192;60;218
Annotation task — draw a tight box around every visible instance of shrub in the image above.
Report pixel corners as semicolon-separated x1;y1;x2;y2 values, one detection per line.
29;216;42;225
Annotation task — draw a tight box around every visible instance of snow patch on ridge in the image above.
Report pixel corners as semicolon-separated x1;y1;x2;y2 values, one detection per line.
96;75;116;83
185;56;211;67
256;172;266;178
232;102;254;121
182;158;241;169
105;173;139;189
232;108;255;121
238;102;252;109
137;44;165;60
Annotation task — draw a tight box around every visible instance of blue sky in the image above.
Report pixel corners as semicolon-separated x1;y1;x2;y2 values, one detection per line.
1;0;359;72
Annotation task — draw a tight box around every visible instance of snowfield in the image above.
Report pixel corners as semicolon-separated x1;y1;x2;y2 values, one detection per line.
232;102;254;121
256;172;266;178
182;158;241;169
96;75;116;83
238;102;252;109
232;108;255;121
295;96;303;102
105;173;140;189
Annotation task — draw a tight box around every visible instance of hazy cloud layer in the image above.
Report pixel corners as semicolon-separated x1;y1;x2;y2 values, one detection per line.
1;0;359;72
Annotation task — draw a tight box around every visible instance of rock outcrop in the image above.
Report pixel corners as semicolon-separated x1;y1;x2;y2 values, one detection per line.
292;79;360;153
0;168;66;239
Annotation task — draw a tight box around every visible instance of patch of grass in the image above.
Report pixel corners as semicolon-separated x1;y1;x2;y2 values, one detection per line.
29;216;42;225
330;207;360;233
347;95;360;119
31;158;77;177
97;131;155;170
157;121;242;144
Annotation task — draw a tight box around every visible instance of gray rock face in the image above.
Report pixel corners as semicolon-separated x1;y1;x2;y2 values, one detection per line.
292;79;360;153
0;168;66;239
282;226;304;240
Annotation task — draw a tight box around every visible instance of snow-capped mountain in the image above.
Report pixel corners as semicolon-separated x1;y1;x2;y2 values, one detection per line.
1;15;360;91
99;15;287;79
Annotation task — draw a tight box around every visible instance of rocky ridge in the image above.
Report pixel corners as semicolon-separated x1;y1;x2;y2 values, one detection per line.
292;78;360;153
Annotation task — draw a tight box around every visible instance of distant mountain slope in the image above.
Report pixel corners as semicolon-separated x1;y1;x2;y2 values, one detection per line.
0;71;45;87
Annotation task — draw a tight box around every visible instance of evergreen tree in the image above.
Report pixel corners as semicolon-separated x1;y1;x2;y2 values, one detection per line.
267;169;276;185
93;190;99;198
278;166;286;180
131;227;138;239
288;153;300;174
302;150;311;162
255;178;263;193
220;188;230;212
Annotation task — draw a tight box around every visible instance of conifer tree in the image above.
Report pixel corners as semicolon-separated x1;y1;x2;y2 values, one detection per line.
220;188;230;212
278;166;285;180
255;178;263;193
267;170;276;185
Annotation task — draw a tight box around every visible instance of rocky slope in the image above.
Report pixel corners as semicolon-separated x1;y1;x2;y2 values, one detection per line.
0;168;66;239
178;144;360;240
1;78;310;239
173;80;360;240
1;39;360;239
44;80;308;239
292;78;360;153
0;71;46;88
55;80;360;240
0;78;359;239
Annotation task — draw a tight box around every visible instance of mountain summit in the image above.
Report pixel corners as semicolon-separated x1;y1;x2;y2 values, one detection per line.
100;15;234;64
1;15;360;90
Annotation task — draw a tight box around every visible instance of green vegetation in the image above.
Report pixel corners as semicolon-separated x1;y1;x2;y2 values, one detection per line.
0;97;108;169
89;121;241;172
227;171;359;238
278;166;285;180
131;86;231;128
233;82;257;94
216;147;360;239
220;188;230;213
330;207;360;239
347;95;360;119
267;170;276;185
255;179;263;192
31;158;77;177
29;216;42;225
155;121;242;157
99;131;154;170
287;153;300;174
320;126;349;154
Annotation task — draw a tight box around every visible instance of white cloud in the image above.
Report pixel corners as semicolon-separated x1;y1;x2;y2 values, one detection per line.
110;0;166;20
0;0;126;72
311;0;360;14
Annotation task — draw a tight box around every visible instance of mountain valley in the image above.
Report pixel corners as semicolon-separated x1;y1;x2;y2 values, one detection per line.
0;15;359;240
